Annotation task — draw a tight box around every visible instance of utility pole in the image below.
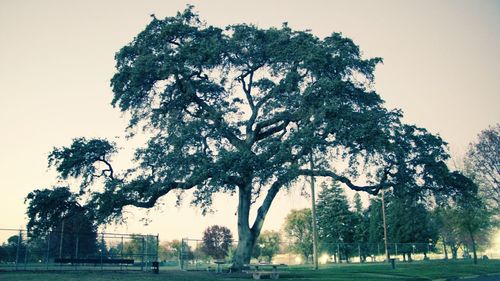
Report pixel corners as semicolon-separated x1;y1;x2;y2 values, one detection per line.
309;153;319;270
59;219;65;259
381;189;389;262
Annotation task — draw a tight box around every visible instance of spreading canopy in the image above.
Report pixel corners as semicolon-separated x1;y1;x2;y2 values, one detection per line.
45;6;460;269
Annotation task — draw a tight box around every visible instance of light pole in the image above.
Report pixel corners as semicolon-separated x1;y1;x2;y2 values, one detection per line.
309;153;319;270
381;189;389;262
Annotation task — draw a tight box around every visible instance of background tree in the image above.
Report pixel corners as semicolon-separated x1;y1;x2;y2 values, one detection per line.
283;208;313;263
44;7;460;270
256;230;281;263
317;182;356;262
201;225;233;260
352;192;370;261
465;124;499;212
0;235;24;263
159;239;182;262
25;187;98;258
386;194;438;261
433;206;462;260
452;195;493;264
367;197;384;244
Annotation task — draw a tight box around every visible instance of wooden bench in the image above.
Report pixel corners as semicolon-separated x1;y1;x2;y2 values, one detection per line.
54;258;134;265
244;264;287;280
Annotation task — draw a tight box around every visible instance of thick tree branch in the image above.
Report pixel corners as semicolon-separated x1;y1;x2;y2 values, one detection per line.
251;176;290;236
254;112;298;141
97;158;114;179
297;168;393;195
191;94;246;149
241;71;255;110
123;181;195;208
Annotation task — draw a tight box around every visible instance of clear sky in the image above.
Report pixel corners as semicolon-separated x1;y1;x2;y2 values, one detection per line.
0;0;499;242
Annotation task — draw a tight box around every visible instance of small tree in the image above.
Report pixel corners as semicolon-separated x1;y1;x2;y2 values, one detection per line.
452;196;493;264
465;124;499;212
256;230;281;262
159;239;182;262
317;182;357;262
201;225;233;260
352;193;369;261
25;187;98;258
433;206;461;260
386;195;438;261
283;209;313;263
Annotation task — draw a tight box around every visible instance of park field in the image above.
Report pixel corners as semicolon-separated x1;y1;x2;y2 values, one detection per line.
1;260;500;281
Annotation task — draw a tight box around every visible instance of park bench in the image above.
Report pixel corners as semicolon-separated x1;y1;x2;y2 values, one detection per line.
54;258;134;266
244;263;288;280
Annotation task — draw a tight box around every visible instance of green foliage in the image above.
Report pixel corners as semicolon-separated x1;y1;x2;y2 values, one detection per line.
317;182;356;256
25;187;93;235
0;235;23;262
255;230;281;262
48;138;116;190
25;187;99;258
353;193;363;215
386;194;438;260
201;225;233;260
283;208;313;261
367;197;384;244
159;239;182;261
452;195;494;264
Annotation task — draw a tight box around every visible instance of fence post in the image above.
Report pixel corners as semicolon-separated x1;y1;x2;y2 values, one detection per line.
358;244;361;263
15;230;21;271
46;233;50;270
120;235;124;271
156;234;159;263
180;239;184;270
141;236;145;271
24;230;28;270
100;233;104;271
195;239;199;270
145;236;149;271
75;235;79;270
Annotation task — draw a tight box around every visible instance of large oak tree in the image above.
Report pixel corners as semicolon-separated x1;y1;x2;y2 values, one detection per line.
46;7;458;269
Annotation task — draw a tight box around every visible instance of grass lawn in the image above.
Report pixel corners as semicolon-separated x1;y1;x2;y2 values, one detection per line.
1;260;499;281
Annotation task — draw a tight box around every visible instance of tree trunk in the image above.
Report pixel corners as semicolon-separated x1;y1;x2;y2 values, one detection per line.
232;231;255;270
230;177;282;271
443;239;448;260
231;186;257;271
451;243;458;260
469;230;478;265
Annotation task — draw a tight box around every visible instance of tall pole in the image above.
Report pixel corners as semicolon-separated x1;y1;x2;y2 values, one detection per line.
15;230;21;270
309;152;319;270
381;189;389;262
59;219;65;259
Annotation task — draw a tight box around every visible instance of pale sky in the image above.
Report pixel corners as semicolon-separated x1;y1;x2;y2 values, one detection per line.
0;0;499;242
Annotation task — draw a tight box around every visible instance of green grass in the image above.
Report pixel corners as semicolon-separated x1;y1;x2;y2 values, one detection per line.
1;260;499;281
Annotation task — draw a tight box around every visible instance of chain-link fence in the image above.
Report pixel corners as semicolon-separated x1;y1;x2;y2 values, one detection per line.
0;228;158;271
177;238;500;269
